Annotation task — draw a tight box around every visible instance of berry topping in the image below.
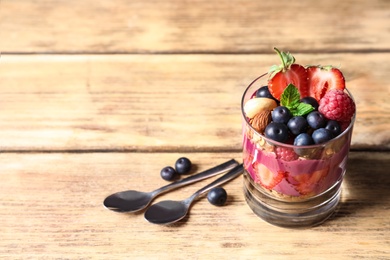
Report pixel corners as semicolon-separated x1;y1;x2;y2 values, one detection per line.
268;48;308;100
287;116;308;135
271;106;292;124
300;96;319;111
264;122;289;143
160;166;178;181
207;187;228;206
256;86;277;101
307;65;345;101
294;133;314;146
275;147;298;161
318;89;355;122
254;163;286;189
325;120;342;137
312;128;333;144
306;111;327;129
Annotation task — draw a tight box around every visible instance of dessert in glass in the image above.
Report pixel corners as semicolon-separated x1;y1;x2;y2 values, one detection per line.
241;48;356;227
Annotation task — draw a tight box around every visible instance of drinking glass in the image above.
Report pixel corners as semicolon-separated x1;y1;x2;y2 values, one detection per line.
241;74;355;228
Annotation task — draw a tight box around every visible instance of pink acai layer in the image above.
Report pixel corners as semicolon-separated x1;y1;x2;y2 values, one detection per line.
242;135;349;197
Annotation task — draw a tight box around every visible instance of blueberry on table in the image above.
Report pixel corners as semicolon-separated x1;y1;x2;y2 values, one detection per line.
287;116;308;135
306;111;327;129
271;106;292;124
175;157;192;174
207;187;228;206
265;122;289;143
312;128;333;144
160;166;178;181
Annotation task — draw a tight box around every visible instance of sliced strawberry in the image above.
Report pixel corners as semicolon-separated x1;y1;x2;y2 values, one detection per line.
293;168;329;195
307;65;345;101
268;48;308;100
253;163;286;189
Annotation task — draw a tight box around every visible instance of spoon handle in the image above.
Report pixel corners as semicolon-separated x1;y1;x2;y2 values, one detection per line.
152;159;239;196
188;164;244;202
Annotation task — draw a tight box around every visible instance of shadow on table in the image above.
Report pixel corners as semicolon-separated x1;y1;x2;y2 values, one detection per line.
328;151;390;222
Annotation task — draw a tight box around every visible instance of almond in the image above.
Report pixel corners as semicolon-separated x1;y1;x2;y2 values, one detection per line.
244;98;277;119
250;110;272;134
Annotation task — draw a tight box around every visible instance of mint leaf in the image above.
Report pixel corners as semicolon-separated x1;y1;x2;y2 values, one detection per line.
280;84;300;108
293;103;314;116
280;84;314;116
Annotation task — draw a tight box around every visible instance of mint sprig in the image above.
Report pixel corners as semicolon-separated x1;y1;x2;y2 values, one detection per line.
280;84;314;116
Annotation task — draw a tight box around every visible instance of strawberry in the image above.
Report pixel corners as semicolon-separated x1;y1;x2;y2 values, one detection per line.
268;48;308;100
253;163;286;189
292;167;329;195
307;65;345;102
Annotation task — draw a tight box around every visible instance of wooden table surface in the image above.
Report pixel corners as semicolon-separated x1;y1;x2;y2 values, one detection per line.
1;0;389;259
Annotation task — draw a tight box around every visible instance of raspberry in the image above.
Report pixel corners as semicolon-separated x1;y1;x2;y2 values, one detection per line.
318;90;355;122
275;147;298;161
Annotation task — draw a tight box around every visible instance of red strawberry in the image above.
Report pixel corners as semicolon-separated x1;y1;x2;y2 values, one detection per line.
268;48;308;100
307;65;345;101
253;163;286;189
293;168;329;195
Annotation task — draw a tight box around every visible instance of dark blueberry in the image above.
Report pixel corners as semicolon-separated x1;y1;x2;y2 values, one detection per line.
271;106;292;124
207;187;227;206
160;166;178;181
300;96;319;111
312;128;333;144
294;133;314;146
175;157;192;174
256;86;278;102
325;120;341;137
264;122;289;143
287;116;308;135
306;111;327;129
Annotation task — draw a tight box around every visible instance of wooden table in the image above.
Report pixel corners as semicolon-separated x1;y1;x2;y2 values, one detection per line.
1;0;389;259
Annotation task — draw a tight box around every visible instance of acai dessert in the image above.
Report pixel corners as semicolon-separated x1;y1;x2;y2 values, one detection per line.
241;48;356;227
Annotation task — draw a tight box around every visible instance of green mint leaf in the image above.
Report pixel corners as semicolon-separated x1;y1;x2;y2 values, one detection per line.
280;83;314;116
293;103;314;116
280;84;300;108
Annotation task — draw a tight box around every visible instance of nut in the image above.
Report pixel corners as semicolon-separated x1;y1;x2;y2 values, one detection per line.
250;110;272;134
244;98;277;119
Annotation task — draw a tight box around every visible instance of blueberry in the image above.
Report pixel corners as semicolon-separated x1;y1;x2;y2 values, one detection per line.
256;86;278;102
287;116;308;135
300;96;319;110
312;128;333;144
294;133;314;146
272;106;292;124
325;120;341;137
306;111;327;129
264;122;289;143
207;187;227;206
175;157;192;174
160;166;178;181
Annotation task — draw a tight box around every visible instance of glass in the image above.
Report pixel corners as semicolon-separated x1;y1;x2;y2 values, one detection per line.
241;74;355;228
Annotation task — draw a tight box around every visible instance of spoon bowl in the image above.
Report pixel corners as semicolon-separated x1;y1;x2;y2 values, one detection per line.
104;190;153;212
103;159;238;213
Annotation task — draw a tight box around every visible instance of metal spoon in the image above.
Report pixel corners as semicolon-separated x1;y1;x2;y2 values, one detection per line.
103;159;238;212
144;164;243;225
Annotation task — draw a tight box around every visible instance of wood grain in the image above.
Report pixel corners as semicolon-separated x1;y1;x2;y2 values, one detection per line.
0;54;388;151
0;152;388;259
1;0;389;53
